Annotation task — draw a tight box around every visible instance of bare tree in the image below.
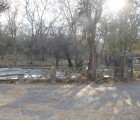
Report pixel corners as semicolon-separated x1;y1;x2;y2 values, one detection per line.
24;0;60;64
78;0;104;80
0;0;9;12
101;0;140;78
58;0;78;67
0;0;9;59
5;3;23;64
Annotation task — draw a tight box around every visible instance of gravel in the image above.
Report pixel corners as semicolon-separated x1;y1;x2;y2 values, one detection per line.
0;81;140;120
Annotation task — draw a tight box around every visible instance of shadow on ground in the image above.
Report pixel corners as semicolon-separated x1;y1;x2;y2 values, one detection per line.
0;82;140;120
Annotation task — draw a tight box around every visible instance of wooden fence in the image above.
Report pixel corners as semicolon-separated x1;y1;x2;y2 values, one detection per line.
0;66;133;83
0;67;87;83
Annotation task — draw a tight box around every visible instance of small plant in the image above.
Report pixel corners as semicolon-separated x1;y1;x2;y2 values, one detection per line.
133;70;140;78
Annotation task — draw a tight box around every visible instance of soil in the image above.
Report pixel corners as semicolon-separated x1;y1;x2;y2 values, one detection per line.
0;81;140;120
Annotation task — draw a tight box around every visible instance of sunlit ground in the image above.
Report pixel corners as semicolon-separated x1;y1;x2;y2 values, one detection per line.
0;81;140;120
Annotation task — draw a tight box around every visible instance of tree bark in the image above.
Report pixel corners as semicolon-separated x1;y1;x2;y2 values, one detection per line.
66;53;73;68
88;22;98;81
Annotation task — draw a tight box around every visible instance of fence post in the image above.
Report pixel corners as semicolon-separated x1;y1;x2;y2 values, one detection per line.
18;74;24;81
50;66;56;83
130;62;133;78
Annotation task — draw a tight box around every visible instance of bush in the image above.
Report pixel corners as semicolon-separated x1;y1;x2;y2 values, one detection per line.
133;70;140;78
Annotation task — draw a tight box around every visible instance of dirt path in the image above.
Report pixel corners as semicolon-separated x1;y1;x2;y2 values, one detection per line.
0;81;140;120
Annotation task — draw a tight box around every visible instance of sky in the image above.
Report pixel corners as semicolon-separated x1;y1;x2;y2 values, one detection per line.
0;0;136;27
0;0;59;25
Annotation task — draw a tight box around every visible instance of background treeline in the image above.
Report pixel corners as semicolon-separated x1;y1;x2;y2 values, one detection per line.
0;0;140;80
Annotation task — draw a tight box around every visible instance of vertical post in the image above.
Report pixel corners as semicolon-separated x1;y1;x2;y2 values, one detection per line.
50;66;56;83
130;61;133;78
18;74;24;81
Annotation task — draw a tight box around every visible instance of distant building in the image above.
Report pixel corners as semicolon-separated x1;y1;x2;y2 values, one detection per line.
133;54;140;64
114;51;133;78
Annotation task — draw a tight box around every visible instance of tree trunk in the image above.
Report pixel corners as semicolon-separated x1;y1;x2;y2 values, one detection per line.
67;54;73;68
87;39;92;78
64;46;73;68
40;51;44;61
91;37;98;81
88;23;98;81
75;44;78;67
55;56;59;67
65;51;73;68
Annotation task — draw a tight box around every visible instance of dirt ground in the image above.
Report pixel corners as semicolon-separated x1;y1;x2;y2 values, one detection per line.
0;81;140;120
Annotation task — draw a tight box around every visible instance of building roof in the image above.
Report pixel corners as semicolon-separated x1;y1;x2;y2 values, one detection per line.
115;51;133;61
134;54;140;57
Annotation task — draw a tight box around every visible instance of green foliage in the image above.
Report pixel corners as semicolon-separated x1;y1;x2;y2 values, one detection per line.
81;39;88;46
132;41;140;54
133;70;140;78
101;0;140;58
